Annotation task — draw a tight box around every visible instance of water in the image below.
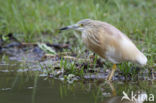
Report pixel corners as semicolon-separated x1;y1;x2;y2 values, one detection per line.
0;55;155;103
0;72;98;103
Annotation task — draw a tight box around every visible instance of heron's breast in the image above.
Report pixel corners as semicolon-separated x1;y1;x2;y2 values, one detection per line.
82;32;106;58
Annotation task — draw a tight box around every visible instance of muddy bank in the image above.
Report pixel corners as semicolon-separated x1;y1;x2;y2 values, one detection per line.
0;33;155;82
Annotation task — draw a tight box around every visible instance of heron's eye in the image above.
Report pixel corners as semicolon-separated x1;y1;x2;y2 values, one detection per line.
80;24;84;27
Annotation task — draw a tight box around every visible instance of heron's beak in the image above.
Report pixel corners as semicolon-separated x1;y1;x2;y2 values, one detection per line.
60;24;80;31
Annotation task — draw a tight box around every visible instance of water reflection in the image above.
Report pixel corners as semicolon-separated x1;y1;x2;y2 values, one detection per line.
0;71;155;103
0;56;155;103
100;82;150;103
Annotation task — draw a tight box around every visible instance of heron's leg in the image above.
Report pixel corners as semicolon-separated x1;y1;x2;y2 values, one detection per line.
107;64;117;81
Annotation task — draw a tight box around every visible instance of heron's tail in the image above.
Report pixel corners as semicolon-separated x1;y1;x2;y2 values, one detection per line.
136;52;147;66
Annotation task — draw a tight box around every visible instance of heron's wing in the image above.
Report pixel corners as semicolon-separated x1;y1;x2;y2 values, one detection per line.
99;22;142;62
96;21;124;39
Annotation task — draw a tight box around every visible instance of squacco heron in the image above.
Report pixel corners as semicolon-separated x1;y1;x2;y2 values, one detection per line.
60;19;147;81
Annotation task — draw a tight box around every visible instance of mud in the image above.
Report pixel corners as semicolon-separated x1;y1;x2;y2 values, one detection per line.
0;33;155;81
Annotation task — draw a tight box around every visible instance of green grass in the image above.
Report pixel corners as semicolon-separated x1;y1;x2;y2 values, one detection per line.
0;0;156;74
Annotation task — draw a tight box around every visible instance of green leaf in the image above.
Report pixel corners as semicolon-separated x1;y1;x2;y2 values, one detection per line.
37;43;56;54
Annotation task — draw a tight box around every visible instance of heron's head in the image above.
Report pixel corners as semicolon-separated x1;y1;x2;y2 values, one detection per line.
60;19;95;32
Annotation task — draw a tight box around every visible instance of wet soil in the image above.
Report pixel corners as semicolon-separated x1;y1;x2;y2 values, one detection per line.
0;33;155;81
0;33;156;103
0;33;156;81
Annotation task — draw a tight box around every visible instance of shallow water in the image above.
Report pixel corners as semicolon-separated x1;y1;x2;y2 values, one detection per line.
0;55;155;103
